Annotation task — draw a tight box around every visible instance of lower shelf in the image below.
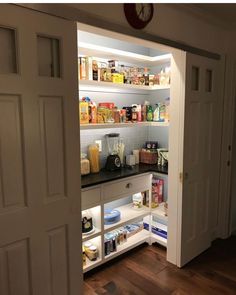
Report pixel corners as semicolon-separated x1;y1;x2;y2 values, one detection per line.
105;229;150;261
83;257;103;273
152;203;168;223
151;233;167;247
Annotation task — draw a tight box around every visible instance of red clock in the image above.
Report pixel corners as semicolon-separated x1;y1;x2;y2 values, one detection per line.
124;3;154;30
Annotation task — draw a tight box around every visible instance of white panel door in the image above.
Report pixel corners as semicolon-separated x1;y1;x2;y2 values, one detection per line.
0;4;82;295
180;53;223;266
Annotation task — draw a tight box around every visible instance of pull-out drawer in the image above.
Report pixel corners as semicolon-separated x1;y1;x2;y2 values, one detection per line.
103;174;151;202
81;186;101;210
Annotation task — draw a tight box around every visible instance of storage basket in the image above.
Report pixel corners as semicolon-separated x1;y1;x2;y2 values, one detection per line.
140;150;158;164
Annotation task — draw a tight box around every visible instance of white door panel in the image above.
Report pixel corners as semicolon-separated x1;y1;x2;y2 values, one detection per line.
0;4;82;295
180;53;223;266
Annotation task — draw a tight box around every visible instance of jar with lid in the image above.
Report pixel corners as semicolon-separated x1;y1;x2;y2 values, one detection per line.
88;144;100;173
81;153;90;176
132;105;138;122
85;245;99;261
82;210;93;234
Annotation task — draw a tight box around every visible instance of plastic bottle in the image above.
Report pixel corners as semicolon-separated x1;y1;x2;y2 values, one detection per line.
165;97;170;122
146;105;153;121
153;104;160;122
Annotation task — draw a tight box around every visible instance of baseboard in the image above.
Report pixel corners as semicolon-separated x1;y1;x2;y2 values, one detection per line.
232;229;236;236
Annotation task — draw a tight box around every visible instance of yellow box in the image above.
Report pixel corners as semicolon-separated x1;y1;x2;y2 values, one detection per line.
112;73;124;84
79;101;89;124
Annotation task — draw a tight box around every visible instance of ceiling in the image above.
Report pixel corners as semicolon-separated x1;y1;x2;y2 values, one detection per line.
190;4;236;28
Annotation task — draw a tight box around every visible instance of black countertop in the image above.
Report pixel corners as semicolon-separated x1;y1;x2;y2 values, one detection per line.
81;164;168;188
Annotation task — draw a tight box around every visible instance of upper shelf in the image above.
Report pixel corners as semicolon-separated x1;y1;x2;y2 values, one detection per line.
78;42;171;67
79;80;170;94
80;121;169;130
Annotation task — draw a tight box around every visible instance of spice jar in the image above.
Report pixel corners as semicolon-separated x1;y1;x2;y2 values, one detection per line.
81;153;90;176
132;105;138;122
88;144;100;173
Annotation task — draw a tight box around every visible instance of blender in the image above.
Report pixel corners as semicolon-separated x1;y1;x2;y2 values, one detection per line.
105;133;121;171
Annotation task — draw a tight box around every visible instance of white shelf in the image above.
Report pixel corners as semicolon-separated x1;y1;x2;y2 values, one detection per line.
80;121;169;130
83;257;103;273
78;42;171;67
79;79;170;93
152;203;168;223
105;230;150;261
151;233;167;247
104;204;150;233
82;227;101;242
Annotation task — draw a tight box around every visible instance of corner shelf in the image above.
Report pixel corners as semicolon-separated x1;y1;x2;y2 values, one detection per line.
151;203;168;223
80;121;169;130
151;233;167;247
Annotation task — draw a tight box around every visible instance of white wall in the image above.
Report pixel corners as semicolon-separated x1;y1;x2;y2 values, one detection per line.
71;4;236;55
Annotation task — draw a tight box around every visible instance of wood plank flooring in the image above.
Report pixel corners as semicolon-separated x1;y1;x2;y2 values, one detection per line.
84;236;236;294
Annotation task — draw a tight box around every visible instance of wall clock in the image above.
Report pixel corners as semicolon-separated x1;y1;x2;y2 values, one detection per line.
124;3;154;30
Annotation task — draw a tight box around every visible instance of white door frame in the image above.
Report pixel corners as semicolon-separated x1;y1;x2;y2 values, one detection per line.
222;58;236;237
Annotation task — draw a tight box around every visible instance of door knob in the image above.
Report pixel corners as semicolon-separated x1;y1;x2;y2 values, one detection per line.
126;183;132;188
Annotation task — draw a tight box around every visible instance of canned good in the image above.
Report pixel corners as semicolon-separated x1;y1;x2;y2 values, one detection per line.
82;246;86;266
104;239;111;256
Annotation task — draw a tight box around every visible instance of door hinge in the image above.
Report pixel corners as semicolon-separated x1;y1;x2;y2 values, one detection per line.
179;172;183;184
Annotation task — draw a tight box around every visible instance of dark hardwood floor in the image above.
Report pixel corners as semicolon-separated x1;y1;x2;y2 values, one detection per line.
84;236;236;294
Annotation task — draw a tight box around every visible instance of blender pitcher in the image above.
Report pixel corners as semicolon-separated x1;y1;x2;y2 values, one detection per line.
105;133;121;171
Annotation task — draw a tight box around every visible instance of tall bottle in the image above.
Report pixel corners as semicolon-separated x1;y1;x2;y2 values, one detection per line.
146;105;153;121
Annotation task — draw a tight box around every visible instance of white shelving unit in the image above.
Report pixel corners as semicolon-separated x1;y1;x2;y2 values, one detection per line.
79;33;170;273
80;121;169;130
81;173;168;273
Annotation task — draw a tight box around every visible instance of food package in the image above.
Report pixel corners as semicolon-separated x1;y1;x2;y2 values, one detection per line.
152;177;164;207
97;107;114;123
79;101;89;124
112;73;124;84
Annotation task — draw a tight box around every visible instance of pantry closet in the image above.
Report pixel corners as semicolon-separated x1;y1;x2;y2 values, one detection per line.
78;23;223;271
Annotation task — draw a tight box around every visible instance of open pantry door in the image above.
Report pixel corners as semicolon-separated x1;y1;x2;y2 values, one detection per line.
179;53;223;266
0;4;82;295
